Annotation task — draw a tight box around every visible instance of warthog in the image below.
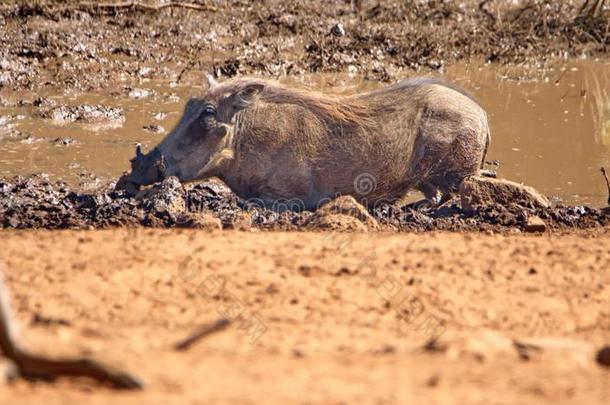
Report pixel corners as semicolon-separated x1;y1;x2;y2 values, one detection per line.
117;76;490;210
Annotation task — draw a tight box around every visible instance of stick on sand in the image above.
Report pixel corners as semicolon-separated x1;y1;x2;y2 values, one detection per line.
174;318;231;351
0;268;143;389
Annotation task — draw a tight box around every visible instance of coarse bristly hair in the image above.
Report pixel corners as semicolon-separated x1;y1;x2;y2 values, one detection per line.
211;78;377;127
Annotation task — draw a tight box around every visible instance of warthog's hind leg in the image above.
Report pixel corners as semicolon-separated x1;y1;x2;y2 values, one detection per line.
406;183;440;210
407;182;455;210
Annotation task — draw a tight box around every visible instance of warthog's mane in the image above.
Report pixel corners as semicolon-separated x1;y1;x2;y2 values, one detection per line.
366;76;478;103
213;78;376;127
211;77;477;129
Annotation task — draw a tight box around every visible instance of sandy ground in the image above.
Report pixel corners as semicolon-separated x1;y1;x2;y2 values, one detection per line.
0;228;609;404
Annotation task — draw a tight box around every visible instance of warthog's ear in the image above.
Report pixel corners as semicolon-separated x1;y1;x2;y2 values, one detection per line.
234;83;265;108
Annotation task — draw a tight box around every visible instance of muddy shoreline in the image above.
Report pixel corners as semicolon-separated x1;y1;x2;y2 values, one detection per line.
1;174;608;232
1;0;608;91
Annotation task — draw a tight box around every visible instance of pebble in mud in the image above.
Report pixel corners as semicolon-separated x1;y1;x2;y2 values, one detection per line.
127;87;154;99
143;124;165;134
53;137;76;146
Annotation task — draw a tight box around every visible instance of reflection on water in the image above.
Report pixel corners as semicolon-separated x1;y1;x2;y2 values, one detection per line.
0;59;609;206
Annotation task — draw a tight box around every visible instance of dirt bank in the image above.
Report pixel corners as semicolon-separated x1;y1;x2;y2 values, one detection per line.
0;0;608;91
1;175;609;232
0;228;609;404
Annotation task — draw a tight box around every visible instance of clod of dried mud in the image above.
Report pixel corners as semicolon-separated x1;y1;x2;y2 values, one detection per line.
0;175;608;232
35;98;125;124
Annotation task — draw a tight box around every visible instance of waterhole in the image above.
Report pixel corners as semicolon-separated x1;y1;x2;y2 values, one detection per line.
0;59;608;206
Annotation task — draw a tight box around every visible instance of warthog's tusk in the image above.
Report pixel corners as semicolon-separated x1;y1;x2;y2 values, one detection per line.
206;74;219;89
135;143;143;158
197;123;235;177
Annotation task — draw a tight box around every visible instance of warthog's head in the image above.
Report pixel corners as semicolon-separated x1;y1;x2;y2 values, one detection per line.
116;76;264;192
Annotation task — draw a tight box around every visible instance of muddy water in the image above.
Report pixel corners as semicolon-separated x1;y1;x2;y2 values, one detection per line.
452;60;610;208
0;59;609;206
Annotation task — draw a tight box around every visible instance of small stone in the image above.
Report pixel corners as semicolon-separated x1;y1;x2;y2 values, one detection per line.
524;216;546;233
53;136;76;146
152;112;167;121
330;23;345;37
127;88;154;99
137;66;153;78
596;345;610;367
143;124;164;134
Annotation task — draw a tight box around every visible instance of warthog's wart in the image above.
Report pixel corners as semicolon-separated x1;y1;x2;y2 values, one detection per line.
118;76;490;210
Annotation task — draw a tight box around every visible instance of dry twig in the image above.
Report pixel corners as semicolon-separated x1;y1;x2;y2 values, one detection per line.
601;167;610;206
174;318;231;351
0;269;143;389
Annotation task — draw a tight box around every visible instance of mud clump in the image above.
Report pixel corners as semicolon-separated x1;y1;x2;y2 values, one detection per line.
176;212;222;231
460;176;551;213
35;98;125;124
305;213;369;232
305;196;379;231
138;177;186;224
53;136;76;146
0;175;608;232
524;216;547;233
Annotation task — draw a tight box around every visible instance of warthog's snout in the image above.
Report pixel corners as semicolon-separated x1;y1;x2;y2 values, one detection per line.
117;77;244;195
115;144;166;193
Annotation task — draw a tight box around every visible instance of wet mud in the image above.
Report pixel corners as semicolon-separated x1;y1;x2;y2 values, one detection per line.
0;174;607;232
0;1;608;91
